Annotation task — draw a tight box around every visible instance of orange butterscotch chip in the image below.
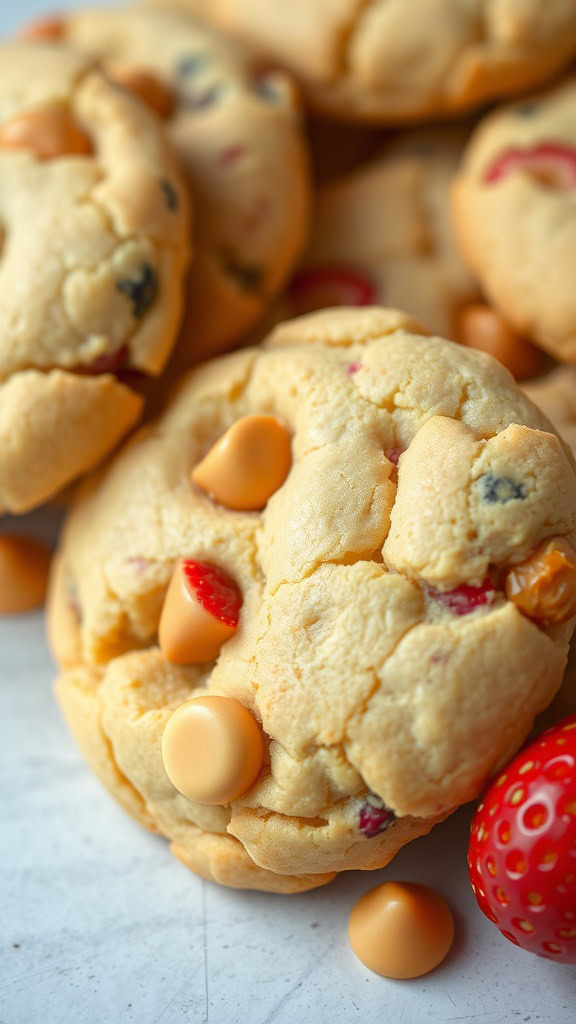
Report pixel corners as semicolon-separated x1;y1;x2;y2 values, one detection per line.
19;15;65;40
110;66;175;120
0;103;93;160
348;881;454;979
0;535;52;614
161;695;265;804
159;558;242;664
456;303;543;381
191;415;292;511
505;537;576;626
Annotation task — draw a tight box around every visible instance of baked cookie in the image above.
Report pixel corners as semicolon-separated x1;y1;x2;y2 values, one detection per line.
452;76;576;363
30;8;310;366
149;0;576;122
523;367;576;454
49;307;576;893
276;131;478;340
0;43;189;513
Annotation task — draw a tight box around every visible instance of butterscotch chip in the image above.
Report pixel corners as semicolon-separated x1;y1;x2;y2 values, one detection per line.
162;695;264;804
0;103;93;160
456;303;543;381
191;415;292;511
110;66;175;120
159;558;241;664
0;535;51;614
348;881;454;979
20;15;65;40
505;537;576;626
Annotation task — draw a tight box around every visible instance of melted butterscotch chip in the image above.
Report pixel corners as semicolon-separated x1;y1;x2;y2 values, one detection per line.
0;103;92;160
505;537;576;626
110;66;175;120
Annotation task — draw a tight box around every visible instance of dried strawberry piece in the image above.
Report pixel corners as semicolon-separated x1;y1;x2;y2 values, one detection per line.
288;267;377;316
428;578;497;615
358;799;396;838
182;559;242;628
484;142;576;189
73;345;129;376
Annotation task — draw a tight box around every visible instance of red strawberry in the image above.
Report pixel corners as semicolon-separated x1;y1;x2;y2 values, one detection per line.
74;345;129;376
484;142;576;189
468;715;576;963
182;560;242;628
287;267;377;315
428;577;497;615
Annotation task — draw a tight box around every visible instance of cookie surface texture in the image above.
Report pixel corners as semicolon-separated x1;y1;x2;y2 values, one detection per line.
453;76;576;362
149;0;576;122
0;42;190;512
62;7;310;365
50;307;576;892
280;130;477;339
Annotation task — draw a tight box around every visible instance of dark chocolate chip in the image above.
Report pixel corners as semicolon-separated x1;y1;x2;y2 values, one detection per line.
480;473;526;504
224;257;263;293
176;53;211;78
358;799;396;838
161;179;179;211
117;263;158;318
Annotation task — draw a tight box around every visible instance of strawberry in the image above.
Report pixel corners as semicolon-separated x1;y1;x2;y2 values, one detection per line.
182;560;242;628
287;266;377;315
484;142;576;190
468;715;576;963
428;577;497;615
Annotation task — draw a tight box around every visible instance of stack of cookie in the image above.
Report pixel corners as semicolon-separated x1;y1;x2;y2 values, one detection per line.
5;2;576;900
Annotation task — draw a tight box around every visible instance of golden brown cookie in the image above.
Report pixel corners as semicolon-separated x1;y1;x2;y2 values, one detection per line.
150;0;576;122
41;8;310;367
50;307;576;891
0;43;190;512
453;76;576;362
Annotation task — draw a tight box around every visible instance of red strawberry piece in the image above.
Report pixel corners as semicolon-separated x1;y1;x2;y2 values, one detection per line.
484;142;576;189
384;448;403;466
469;715;576;963
428;577;497;615
287;267;377;316
358;799;396;838
74;345;129;376
182;559;242;628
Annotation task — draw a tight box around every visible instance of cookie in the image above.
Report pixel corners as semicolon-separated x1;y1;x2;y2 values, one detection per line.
35;8;310;366
49;307;576;892
276;131;478;340
452;76;576;363
0;43;190;513
150;0;576;122
523;367;576;454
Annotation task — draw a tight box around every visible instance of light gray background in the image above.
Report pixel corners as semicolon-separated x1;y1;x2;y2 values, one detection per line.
1;1;576;1021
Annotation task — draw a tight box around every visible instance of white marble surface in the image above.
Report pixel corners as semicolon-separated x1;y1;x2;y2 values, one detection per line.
2;1;576;1020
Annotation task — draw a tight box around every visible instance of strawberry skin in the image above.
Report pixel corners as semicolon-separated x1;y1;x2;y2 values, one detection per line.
469;715;576;963
484;142;576;189
182;559;242;628
288;266;377;315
